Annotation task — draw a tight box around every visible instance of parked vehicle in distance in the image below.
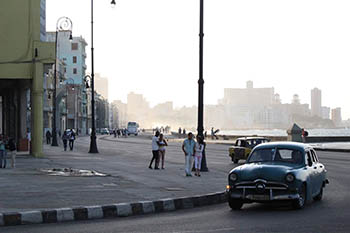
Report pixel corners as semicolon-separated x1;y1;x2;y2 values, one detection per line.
226;142;329;210
127;122;139;136
229;137;270;163
100;128;109;135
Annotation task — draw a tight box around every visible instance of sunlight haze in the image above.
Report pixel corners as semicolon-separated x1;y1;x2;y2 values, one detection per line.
47;0;350;119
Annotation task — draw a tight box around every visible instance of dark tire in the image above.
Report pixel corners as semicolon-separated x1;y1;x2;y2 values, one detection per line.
292;184;306;209
228;198;243;210
233;159;239;164
313;187;323;201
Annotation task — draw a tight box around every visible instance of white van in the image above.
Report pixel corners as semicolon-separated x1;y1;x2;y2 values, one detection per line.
127;122;139;136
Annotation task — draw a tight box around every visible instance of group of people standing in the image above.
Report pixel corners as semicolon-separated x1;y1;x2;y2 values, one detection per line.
149;131;205;177
149;131;168;170
182;132;205;177
61;129;76;151
0;135;17;168
112;129;128;138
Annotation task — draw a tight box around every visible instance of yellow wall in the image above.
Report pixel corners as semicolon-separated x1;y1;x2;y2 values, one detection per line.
0;0;42;79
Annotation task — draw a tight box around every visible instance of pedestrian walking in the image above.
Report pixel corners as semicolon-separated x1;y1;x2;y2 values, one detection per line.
182;132;195;176
149;131;160;170
46;130;52;144
0;135;7;168
62;131;69;151
158;134;168;169
68;129;76;151
194;135;205;177
8;138;16;168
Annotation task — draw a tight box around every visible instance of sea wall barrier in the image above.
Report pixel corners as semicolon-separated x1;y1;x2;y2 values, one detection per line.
171;132;350;143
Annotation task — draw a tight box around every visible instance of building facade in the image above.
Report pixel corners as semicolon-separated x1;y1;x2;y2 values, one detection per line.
46;33;88;135
0;0;55;156
311;88;322;117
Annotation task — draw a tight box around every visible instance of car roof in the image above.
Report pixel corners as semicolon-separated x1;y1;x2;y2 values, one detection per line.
253;141;313;151
237;137;269;140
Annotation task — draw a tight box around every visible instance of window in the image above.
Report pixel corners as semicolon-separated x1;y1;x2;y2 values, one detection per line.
71;43;78;50
73;56;77;63
247;148;303;164
73;68;77;74
311;150;319;163
64;67;66;73
306;151;313;166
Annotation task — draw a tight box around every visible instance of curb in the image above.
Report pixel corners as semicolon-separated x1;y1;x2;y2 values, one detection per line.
0;191;227;227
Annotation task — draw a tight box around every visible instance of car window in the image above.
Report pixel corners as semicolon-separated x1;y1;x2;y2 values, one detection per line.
235;140;240;146
248;148;304;164
311;150;319;162
306;151;313;166
248;148;274;163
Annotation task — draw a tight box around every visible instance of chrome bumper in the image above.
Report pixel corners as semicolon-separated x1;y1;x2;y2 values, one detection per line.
229;192;300;201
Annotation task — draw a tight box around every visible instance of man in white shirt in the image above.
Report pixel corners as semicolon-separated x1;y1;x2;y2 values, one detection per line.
149;131;160;169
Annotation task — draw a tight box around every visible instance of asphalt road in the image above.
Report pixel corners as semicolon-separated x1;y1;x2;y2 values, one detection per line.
3;140;350;233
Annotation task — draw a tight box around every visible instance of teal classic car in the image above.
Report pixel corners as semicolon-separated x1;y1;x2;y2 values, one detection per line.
226;142;329;210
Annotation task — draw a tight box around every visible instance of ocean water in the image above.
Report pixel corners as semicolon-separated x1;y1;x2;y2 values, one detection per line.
219;128;350;137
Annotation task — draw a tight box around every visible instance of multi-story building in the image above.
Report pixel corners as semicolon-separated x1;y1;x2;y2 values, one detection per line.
95;73;109;100
43;61;68;136
127;92;150;127
95;93;109;130
223;81;275;107
331;107;342;126
311;88;322;117
46;32;88;135
110;100;127;129
321;106;331;120
0;0;56;156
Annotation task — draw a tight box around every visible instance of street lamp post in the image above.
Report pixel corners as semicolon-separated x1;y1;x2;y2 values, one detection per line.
88;0;116;153
197;0;208;171
52;17;73;147
89;0;98;153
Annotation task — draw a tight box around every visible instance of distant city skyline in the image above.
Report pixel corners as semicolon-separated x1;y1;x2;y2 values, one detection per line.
47;0;350;119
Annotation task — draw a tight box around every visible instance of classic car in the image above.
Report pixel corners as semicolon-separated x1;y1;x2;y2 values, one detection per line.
226;142;329;210
229;137;270;163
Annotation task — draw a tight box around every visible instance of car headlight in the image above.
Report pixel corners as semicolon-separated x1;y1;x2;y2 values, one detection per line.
230;173;238;182
285;173;295;183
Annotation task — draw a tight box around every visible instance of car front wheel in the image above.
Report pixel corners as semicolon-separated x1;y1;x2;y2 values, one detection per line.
228;197;243;210
313;187;323;201
292;184;306;209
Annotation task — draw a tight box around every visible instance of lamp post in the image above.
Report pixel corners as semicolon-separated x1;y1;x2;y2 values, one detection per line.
88;0;116;153
197;0;208;171
88;0;98;153
52;17;73;147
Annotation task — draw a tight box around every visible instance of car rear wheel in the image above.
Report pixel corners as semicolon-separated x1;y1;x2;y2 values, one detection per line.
292;184;306;209
228;198;243;210
313;186;323;201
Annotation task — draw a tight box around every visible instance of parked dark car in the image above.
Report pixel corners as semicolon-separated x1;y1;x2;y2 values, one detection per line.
226;142;329;210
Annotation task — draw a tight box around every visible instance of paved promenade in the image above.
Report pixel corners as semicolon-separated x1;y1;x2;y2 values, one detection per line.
0;135;232;212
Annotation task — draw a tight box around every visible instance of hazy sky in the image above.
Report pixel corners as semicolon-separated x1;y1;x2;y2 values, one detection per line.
47;0;350;119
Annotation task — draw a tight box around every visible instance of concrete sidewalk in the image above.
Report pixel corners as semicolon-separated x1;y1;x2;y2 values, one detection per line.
0;136;230;213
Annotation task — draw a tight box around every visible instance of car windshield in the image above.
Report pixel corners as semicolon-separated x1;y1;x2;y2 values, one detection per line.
247;148;304;164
